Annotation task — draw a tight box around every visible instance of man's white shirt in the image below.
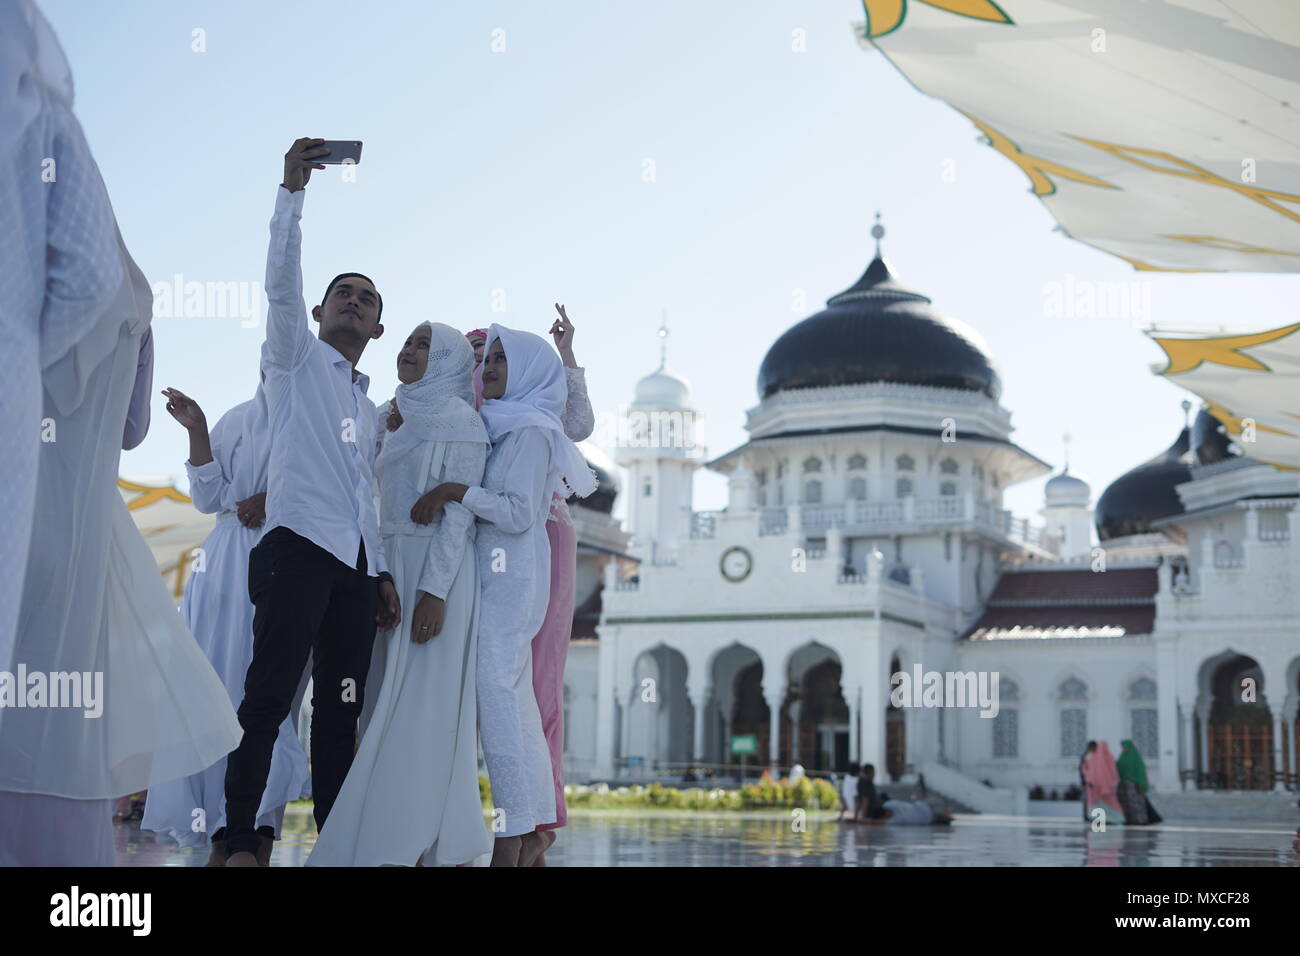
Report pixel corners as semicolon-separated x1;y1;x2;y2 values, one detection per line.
259;185;386;576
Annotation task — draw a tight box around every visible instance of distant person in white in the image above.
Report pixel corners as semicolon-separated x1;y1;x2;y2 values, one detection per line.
141;379;311;866
309;322;493;867
0;0;240;866
419;325;597;866
221;138;401;868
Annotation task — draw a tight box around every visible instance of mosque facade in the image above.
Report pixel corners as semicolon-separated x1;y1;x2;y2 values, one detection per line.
561;236;1300;804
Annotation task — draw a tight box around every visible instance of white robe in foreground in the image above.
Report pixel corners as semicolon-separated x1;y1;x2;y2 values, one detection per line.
0;318;242;802
142;399;311;848
309;423;492;866
464;426;558;838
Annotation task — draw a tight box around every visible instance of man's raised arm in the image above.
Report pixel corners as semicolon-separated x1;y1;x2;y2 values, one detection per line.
264;137;329;369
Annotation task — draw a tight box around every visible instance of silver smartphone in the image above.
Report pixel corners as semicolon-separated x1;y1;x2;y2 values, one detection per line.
317;140;363;165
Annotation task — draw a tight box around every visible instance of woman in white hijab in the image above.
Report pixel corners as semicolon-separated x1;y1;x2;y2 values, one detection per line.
420;323;597;866
0;0;241;866
308;322;493;867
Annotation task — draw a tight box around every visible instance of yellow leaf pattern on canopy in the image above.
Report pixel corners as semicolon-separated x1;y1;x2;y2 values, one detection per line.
119;478;192;511
862;0;1012;39
1151;323;1300;375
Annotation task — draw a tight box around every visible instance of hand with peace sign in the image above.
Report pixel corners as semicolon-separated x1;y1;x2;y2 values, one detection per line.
548;302;579;369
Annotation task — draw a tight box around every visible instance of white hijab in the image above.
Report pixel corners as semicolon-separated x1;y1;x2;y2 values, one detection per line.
3;0;152;411
376;322;488;477
479;324;597;499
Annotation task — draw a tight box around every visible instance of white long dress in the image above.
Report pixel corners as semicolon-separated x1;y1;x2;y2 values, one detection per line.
308;413;493;866
141;397;311;848
465;427;559;838
0;0;240;867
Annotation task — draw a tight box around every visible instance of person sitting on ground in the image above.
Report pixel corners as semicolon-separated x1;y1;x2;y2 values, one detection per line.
858;799;953;826
854;763;887;821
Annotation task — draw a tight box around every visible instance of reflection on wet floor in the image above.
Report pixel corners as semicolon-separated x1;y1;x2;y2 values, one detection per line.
114;809;1299;867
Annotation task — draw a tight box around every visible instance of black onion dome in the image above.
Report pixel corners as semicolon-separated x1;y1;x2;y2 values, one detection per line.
1094;425;1193;541
757;255;1002;401
575;455;619;514
1191;408;1238;465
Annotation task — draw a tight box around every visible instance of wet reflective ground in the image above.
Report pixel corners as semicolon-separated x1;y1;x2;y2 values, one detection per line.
114;809;1299;867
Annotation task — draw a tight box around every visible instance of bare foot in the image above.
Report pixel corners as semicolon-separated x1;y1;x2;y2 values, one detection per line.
490;835;522;867
530;830;557;867
518;831;548;868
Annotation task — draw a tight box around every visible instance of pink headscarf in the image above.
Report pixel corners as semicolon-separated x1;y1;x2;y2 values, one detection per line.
466;328;488;410
1083;741;1120;794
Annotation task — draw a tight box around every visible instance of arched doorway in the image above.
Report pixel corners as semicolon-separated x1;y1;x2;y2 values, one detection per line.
706;644;767;772
886;653;905;781
1203;654;1273;790
624;644;693;775
782;643;849;772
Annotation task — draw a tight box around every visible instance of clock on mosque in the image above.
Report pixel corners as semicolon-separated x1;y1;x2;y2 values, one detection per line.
719;546;753;583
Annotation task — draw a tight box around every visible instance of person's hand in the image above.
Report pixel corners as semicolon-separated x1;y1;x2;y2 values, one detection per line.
410;486;447;526
548;303;577;366
387;399;403;432
161;387;206;432
410;482;467;525
282;137;329;192
235;492;267;528
376;580;401;631
410;592;445;644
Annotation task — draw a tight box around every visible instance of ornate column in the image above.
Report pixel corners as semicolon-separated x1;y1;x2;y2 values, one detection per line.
764;683;783;773
846;684;862;764
1272;707;1286;793
1155;636;1180;792
594;628;620;778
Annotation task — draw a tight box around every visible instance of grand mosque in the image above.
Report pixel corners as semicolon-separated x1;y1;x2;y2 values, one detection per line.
558;230;1300;811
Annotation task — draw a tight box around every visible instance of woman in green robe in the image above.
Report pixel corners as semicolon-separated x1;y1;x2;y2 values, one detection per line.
1116;739;1162;826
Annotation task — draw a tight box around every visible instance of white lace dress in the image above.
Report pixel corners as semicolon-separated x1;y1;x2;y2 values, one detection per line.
547;367;596;523
308;410;492;866
464;427;558;837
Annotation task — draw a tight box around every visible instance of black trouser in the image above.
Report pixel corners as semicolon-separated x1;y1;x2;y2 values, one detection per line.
223;527;377;857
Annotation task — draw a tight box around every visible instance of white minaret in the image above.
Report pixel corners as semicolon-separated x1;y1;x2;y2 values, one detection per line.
615;319;701;563
1040;433;1094;559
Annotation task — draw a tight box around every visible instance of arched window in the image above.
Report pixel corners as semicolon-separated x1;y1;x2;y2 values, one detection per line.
940;457;959;475
940;481;957;496
803;480;823;504
895;477;913;498
993;679;1019;758
802;457;822;474
755;469;768;507
1058;677;1088;758
1127;677;1158;760
896;454;915;472
848;476;867;500
848;454;867;471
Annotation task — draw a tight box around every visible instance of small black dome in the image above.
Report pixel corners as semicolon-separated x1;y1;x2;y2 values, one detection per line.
1192;408;1238;465
1094;425;1193;541
574;455;618;515
757;255;1001;400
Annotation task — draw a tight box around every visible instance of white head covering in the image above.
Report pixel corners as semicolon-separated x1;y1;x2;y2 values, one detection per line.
0;0;74;126
479;324;598;499
3;0;151;413
376;322;488;477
